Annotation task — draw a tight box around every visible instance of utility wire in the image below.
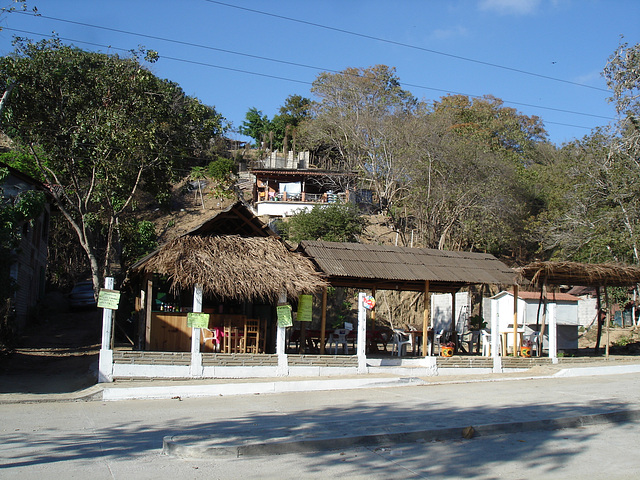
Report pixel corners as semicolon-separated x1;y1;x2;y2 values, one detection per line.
2;27;614;123
204;0;610;94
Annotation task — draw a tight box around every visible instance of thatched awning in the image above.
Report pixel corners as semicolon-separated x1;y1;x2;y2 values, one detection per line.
517;261;640;287
134;235;328;302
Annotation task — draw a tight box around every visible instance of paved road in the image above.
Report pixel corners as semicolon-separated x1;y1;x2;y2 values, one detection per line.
1;373;639;479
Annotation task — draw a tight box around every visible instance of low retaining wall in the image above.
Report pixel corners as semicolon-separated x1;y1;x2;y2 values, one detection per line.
107;350;632;381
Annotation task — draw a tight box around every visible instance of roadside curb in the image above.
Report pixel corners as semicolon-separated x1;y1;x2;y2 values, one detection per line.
1;362;639;404
163;409;640;458
101;376;425;401
0;384;104;405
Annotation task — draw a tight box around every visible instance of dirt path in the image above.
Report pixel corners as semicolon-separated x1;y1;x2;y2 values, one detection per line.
0;310;102;394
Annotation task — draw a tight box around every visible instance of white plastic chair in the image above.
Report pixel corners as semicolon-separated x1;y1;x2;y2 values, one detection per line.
434;329;445;355
202;328;222;353
392;329;413;356
329;328;350;354
481;329;500;356
526;331;541;356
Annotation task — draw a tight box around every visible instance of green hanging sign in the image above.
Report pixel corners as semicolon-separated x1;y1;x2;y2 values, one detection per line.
277;304;293;327
187;312;210;328
297;295;313;322
98;289;121;310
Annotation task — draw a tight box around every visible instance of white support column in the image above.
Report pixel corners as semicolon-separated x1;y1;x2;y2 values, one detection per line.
276;292;288;376
190;284;203;377
98;277;114;383
357;292;367;373
491;297;502;373
549;302;558;363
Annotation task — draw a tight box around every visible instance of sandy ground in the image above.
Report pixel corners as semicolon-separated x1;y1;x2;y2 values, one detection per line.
0;309;102;394
578;322;640;354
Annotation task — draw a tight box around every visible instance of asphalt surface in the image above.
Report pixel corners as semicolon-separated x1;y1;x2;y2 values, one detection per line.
2;357;640;461
2;371;640;479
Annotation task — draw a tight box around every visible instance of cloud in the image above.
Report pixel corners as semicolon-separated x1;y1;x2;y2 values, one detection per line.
430;25;469;41
478;0;541;15
574;70;603;86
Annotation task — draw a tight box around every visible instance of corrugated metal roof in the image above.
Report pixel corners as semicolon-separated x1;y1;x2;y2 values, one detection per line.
298;241;516;289
517;291;579;302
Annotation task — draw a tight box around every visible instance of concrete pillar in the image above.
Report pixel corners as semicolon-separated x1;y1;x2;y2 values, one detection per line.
190;284;203;377
276;292;288;376
549;302;558;364
99;277;114;383
491;295;502;373
357;292;367;373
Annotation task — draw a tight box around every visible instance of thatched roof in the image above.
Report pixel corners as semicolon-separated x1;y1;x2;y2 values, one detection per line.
135;235;328;301
517;261;640;287
297;241;517;292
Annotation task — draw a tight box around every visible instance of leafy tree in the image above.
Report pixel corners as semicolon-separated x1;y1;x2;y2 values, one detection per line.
238;107;271;148
276;203;366;243
0;37;226;291
270;94;312;151
405;95;547;253
301;65;418;216
532;42;640;265
240;95;312;151
120;220;157;266
206;156;237;181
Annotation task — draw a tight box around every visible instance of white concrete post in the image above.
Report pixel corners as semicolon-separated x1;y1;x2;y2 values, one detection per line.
357;292;367;373
98;277;114;383
190;284;203;377
491;297;502;373
276;292;288;376
549;302;558;363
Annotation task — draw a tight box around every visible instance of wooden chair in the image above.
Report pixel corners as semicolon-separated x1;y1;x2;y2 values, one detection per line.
222;325;242;353
243;318;261;354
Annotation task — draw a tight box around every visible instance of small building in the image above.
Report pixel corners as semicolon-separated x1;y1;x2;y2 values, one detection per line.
487;290;580;351
249;151;359;217
1;162;51;331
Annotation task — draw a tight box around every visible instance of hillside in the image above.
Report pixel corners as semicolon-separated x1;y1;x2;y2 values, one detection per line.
137;176;400;248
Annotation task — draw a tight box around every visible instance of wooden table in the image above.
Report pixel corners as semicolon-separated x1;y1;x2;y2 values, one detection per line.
404;329;434;356
501;330;524;356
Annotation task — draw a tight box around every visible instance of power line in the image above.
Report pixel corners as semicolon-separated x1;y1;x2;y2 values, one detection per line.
2;27;614;124
203;0;611;94
12;11;332;74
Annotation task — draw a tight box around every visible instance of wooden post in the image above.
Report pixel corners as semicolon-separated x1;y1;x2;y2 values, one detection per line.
595;286;602;353
145;275;153;350
539;278;548;356
451;292;457;350
604;286;611;358
371;287;377;331
513;284;519;356
300;320;307;354
422;281;430;356
320;287;327;355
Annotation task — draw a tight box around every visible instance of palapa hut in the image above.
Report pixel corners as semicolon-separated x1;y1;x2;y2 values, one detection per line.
517;261;640;357
140;235;325;304
127;202;327;353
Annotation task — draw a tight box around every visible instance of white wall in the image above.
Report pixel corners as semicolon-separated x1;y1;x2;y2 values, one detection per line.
576;296;599;328
256;201;315;217
430;292;470;332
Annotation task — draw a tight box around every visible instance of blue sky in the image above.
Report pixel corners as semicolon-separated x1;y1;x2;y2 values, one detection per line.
0;0;638;146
